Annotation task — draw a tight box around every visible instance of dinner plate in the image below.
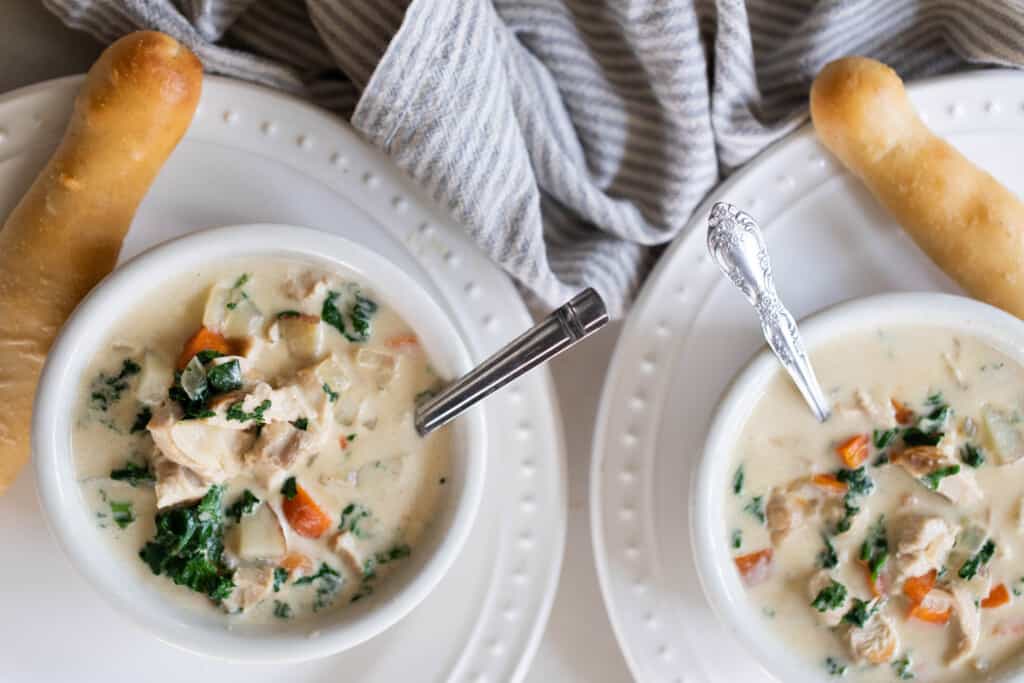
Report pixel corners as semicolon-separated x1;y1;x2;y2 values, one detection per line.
590;69;1024;682
0;75;566;682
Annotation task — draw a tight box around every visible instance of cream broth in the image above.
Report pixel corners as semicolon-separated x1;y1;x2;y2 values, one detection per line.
74;257;451;624
727;328;1024;681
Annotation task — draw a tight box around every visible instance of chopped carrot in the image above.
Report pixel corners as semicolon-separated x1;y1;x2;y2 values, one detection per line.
734;548;773;585
982;584;1011;609
177;326;233;369
282;484;333;539
903;570;937;605
280;552;313;576
909;602;951;625
338;434;349;449
386;333;420;351
892;399;915;425
836;434;869;468
811;473;848;494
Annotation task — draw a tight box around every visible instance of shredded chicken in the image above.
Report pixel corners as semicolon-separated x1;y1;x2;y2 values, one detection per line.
152;455;208;509
281;272;329;304
247;421;327;484
891;514;957;582
891;446;982;506
331;530;365;575
221;566;275;613
147;403;252;482
948;583;981;665
766;476;844;544
842;613;899;665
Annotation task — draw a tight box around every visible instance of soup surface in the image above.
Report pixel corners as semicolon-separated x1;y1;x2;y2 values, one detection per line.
727;327;1024;681
74;257;451;624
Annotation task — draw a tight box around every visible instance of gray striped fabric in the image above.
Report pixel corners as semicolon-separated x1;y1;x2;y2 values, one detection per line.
43;0;1024;317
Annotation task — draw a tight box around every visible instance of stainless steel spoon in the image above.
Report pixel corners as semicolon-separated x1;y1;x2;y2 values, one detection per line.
706;202;832;422
414;288;609;435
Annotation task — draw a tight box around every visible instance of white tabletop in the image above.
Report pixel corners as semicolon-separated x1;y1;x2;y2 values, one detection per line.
2;4;633;681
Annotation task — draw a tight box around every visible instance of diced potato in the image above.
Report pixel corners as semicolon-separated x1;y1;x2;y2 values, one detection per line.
331;530;364;575
237;503;287;561
314;355;353;393
356;347;397;387
203;280;264;338
136;350;173;405
279;314;324;361
982;405;1024;464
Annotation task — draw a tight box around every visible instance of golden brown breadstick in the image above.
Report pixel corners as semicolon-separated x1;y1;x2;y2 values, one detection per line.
0;32;201;494
811;56;1024;317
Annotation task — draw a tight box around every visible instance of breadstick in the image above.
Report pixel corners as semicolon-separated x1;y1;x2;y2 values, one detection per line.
0;32;201;494
810;56;1024;317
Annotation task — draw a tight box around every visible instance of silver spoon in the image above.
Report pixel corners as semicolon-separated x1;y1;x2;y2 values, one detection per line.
414;288;608;435
706;202;831;422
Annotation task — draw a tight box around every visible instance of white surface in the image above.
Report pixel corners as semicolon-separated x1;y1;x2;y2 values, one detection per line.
34;224;488;661
693;293;1024;683
0;5;630;681
591;69;1024;682
0;75;566;681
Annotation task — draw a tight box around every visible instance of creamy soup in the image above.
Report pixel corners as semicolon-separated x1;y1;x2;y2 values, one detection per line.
74;257;451;623
726;328;1024;681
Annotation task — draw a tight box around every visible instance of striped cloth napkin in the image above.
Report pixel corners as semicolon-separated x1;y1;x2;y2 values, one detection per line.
44;0;1024;317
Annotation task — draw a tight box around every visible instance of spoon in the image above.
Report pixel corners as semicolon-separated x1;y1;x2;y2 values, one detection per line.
415;288;608;435
706;201;832;422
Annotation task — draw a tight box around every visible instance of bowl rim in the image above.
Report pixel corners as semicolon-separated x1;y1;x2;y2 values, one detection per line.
32;223;487;662
691;291;1024;683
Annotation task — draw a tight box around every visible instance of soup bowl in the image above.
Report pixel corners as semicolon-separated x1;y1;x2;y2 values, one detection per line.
692;292;1024;683
33;224;487;661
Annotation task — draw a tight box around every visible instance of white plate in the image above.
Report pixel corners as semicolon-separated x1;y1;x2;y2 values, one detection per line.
0;75;566;682
590;69;1024;682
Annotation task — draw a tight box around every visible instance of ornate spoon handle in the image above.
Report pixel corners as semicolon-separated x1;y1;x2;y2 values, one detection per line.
707;202;832;422
414;288;609;436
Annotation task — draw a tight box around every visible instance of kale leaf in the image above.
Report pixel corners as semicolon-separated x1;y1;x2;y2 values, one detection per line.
339;502;371;537
90;358;142;411
130;406;153;434
921;464;960;491
842;597;879;628
960;443;985;468
293;562;340;586
872;428;899;450
817;534;838;569
743;495;765;525
273;567;288;592
226;399;272;424
225;489;260;523
732;464;745;495
322;290;378;343
811;579;847;612
959;539;996;580
860;516;888;582
110;461;154;487
139;485;235;602
110;500;135;529
207;360;242;394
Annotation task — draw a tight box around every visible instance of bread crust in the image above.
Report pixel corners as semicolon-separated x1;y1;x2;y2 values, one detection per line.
811;56;1024;317
0;31;201;493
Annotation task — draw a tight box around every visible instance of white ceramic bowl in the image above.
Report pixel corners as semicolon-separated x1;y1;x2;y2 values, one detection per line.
33;224;487;662
692;292;1024;683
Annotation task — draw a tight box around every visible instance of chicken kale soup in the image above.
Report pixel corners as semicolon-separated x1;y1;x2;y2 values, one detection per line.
73;258;451;622
727;328;1024;681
